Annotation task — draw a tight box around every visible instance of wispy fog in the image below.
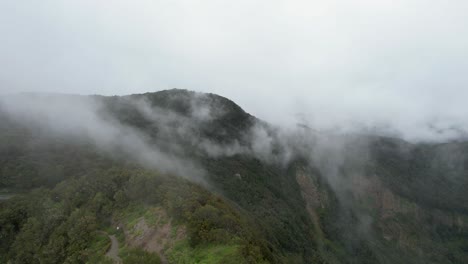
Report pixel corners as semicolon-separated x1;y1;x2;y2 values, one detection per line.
0;94;206;181
0;91;299;181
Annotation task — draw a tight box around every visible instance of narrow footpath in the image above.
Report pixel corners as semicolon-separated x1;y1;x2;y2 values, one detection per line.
105;234;122;264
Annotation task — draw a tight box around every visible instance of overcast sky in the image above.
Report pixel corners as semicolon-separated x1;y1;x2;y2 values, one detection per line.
1;0;468;140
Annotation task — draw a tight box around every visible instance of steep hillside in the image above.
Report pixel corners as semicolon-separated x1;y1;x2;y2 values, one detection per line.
0;89;467;263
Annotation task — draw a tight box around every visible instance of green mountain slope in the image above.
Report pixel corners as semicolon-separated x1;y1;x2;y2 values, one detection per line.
1;89;467;263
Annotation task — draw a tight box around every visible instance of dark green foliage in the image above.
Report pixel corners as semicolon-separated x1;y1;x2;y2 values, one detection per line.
0;189;100;263
0;165;276;263
120;248;161;264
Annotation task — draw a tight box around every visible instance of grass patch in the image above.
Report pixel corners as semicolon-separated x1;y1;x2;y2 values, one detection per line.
85;233;112;264
89;232;111;254
115;203;148;229
114;204;168;230
167;240;245;264
170;225;179;239
119;247;161;264
144;208;158;226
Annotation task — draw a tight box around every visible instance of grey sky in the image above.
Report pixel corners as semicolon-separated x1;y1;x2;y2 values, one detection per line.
1;0;468;141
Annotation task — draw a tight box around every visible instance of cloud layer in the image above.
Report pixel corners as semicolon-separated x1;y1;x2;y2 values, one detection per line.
1;1;468;141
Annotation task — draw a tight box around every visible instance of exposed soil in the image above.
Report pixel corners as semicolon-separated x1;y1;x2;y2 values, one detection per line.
124;209;186;264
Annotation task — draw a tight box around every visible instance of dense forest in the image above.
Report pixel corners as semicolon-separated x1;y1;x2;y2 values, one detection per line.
1;89;468;263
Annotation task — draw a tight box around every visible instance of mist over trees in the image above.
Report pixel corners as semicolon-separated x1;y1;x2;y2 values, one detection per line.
1;90;468;263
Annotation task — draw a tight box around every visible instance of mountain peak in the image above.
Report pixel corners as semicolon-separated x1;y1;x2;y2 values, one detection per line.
132;89;249;119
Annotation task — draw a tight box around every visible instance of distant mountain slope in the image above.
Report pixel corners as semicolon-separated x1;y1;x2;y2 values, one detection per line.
371;137;468;213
